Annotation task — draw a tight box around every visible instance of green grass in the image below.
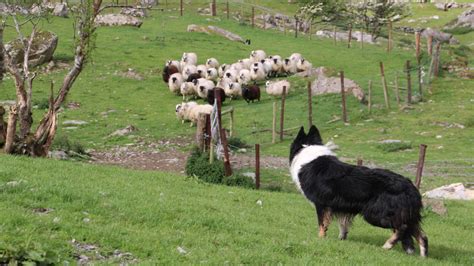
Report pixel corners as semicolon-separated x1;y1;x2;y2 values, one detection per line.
1;155;473;264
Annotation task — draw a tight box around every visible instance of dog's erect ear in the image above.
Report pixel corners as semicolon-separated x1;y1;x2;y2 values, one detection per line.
307;125;323;145
295;126;306;142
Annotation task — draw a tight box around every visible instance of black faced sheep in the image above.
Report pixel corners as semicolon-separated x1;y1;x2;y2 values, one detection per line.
207;87;226;105
242;84;261;103
162;64;179;83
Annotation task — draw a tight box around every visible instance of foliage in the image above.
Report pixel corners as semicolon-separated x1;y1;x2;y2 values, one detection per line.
377;141;412;153
0;242;59;265
227;136;249;151
185;147;225;184
223;174;255;189
444;26;473;35
52;135;87;155
297;0;347;24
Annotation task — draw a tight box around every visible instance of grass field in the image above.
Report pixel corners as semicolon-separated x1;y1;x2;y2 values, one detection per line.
0;2;473;264
1;155;473;264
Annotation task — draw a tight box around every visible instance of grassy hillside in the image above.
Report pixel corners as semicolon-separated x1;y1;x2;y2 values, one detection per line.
1;155;473;264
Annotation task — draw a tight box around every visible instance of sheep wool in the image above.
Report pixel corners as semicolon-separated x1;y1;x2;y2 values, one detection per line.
195;78;215;99
182;64;197;81
180;82;197;101
206;58;220;69
265;80;291;97
238;69;251;85
168;73;184;94
196;65;208;78
250;50;267;63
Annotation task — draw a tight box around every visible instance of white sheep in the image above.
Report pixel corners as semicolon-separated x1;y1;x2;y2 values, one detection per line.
176;101;197;123
168;73;184;94
181;52;197;67
180;82;197;101
195;78;215;99
290;53;303;63
206;68;218;81
224;82;242;100
296;58;313;73
238;58;253;70
196;64;208;78
265;80;291;97
182;64;197;80
261;59;273;76
206;58;219;69
223;68;238;82
270;56;283;76
218;64;230;78
250;62;266;81
282;58;297;74
229;62;243;73
238;69;251;85
250;50;267;63
217;77;233;89
188;104;213;126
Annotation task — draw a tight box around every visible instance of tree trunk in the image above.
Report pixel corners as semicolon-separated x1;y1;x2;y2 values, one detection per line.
4;106;18;153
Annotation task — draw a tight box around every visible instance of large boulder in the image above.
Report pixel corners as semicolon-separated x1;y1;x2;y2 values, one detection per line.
421;27;458;44
121;7;146;18
311;67;365;102
446;9;474;29
96;14;143;27
52;3;68;17
424;183;474;200
5;31;58;68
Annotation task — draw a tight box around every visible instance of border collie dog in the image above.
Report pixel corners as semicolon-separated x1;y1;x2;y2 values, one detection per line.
289;125;428;257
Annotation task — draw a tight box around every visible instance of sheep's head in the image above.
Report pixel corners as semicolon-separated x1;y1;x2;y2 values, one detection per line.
193;79;199;85
265;81;271;87
284;58;290;65
200;86;205;92
175;104;182;113
172;76;177;83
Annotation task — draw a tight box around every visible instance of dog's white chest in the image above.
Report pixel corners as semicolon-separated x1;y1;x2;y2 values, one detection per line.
290;145;334;194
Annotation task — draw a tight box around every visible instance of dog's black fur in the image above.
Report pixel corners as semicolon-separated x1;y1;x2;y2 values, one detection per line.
290;125;428;256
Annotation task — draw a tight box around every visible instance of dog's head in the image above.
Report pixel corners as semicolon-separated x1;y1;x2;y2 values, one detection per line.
290;125;323;164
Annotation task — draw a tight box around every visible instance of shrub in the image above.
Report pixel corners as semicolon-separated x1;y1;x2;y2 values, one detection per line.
227;137;249;151
444;27;473;35
33;98;50;110
223;174;255;189
377;141;412;152
185;147;225;184
452;45;472;58
52;135;87;155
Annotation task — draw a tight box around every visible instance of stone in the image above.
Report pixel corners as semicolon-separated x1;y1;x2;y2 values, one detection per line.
63;120;88;126
423;198;447;216
109;125;138;137
446;9;474;29
48;150;68;160
380;139;402;144
121;7;146;18
424;183;474;200
421;28;457;44
5;31;58;68
52;3;68;17
311;67;366;102
95;14;143;28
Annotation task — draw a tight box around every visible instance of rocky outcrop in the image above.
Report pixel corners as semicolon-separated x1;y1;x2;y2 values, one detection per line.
445;9;474;29
421;27;459;44
96;14;143;27
52;3;68;17
5;31;58;68
424;183;474;200
311;67;365;102
121;7;146;18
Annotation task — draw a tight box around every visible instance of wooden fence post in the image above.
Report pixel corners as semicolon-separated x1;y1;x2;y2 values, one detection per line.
272;100;277;144
348;24;353;48
415;31;421;60
205;114;211;151
295;18;299;38
427;36;433;56
415;144;427;189
212;0;217;16
395;74;400;105
251;7;255;28
255;143;260;190
180;0;183;16
280;87;287;141
340;71;348;123
368;80;372;113
387;20;392;53
308;81;313;129
379;62;390;109
434;42;441;77
196;113;207;151
406;60;412;105
216;88;232;176
226;1;230;20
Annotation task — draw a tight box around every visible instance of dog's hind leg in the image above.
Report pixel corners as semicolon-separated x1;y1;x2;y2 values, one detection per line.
316;205;332;238
337;215;354;240
383;230;401;250
414;228;429;257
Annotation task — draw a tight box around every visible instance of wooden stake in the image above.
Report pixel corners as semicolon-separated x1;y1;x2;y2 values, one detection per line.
434;42;441;77
368;80;372;113
215;88;232;176
406;60;412;105
180;0;183;16
387;20;392;53
255;143;260;190
340;71;348;123
4;105;17;154
308;81;313;129
280;87;287;141
415;31;421;60
251;7;255;28
379;62;391;109
295;18;299;38
272;100;277;144
395;74;400;105
348;24;353;48
226;1;230;20
427;35;433;56
212;0;216;16
205;114;211;152
415;144;427;189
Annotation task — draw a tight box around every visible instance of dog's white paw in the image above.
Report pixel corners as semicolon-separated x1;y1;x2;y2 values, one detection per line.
382;242;394;250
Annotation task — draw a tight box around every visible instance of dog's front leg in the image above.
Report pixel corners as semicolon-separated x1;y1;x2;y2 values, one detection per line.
316;205;332;238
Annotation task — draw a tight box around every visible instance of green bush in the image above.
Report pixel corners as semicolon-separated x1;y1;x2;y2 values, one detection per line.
223;174;255;189
185;147;225;184
377;141;412;152
33;98;50;110
52;135;87;155
452;45;472;58
227;137;249;151
444;27;473;35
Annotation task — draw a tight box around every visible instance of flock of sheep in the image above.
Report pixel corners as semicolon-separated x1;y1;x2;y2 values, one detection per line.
162;50;312;126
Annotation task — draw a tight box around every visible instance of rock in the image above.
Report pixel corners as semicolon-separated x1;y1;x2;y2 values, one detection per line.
5;31;58;68
119;68;143;80
423;198;447;216
0;100;16;107
380;139;402;144
446;9;474;29
187;24;210;33
63;120;88;126
311;67;366;102
421;28;457;44
424;183;474;200
109;125;138;137
121;7;146;18
48;150;68;160
242;172;256;180
177;246;187;255
141;0;157;7
95;14;143;27
52;3;68;17
435;3;448;11
30;4;43;15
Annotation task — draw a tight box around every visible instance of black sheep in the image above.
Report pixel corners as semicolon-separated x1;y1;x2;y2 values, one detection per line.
242;84;260;103
186;73;202;83
207;87;226;105
162;65;179;83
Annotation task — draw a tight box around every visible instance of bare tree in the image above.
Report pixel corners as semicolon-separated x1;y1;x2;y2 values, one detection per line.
1;0;103;156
